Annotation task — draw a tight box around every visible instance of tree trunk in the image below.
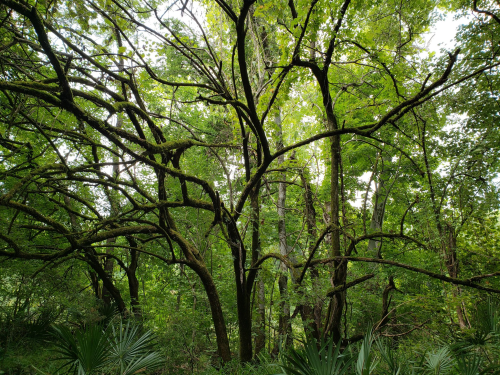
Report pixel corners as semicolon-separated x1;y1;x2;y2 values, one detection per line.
191;261;232;363
89;270;100;299
325;105;345;344
379;276;396;329
225;215;253;362
126;236;141;317
367;155;390;257
251;185;266;356
423;120;467;330
102;32;124;307
85;250;127;313
299;173;321;341
276;111;292;349
256;279;266;355
101;238;116;306
442;223;467;329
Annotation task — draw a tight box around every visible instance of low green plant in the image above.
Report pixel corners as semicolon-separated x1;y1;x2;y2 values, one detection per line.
355;328;377;375
424;347;453;375
376;339;407;375
275;336;353;375
202;359;273;375
108;320;164;375
50;318;164;375
52;323;109;374
454;353;482;375
452;298;500;356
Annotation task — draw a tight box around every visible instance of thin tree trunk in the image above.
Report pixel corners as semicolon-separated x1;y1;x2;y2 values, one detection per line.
102;29;125;307
422;119;467;329
443;223;467;329
225;214;253;362
163;218;232;363
299;173;321;341
127;251;141;317
86;250;127;313
276;111;292;349
251;185;266;356
101;130;121;306
101;240;116;306
256;279;266;354
89;270;100;299
367;155;390;257
379;276;396;329
126;236;141;317
325;105;345;344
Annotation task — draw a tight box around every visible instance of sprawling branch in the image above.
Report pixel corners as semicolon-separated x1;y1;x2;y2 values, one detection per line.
312;256;500;294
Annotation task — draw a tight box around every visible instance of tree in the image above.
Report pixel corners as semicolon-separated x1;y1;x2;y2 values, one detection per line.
1;0;499;365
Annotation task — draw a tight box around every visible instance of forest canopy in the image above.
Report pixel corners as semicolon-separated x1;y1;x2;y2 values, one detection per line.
0;0;499;372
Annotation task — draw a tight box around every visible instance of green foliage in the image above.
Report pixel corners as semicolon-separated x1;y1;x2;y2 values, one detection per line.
276;337;352;375
376;339;413;375
454;354;482;375
274;310;500;375
108;320;164;375
50;319;164;375
356;329;377;375
424;347;453;375
52;324;109;375
201;359;273;375
451;298;500;354
0;0;500;371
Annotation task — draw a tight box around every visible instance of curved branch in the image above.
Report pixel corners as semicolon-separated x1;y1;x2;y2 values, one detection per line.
310;256;500;294
326;273;374;297
297;225;333;284
473;0;500;25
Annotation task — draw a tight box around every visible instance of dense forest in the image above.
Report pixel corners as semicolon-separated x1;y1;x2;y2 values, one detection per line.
0;0;499;373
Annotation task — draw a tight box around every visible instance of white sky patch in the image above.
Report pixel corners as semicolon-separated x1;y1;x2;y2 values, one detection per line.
441;112;468;135
351;171;373;209
423;11;473;55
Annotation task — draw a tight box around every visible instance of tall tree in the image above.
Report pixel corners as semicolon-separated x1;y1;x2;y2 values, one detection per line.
1;0;500;365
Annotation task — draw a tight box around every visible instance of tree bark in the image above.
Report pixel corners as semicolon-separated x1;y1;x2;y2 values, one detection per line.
442;223;467;329
276;111;292;349
422;119;467;329
102;31;125;307
191;261;232;363
85;250;127;313
126;236;141;317
325;102;345;344
379;276;396;329
367;155;390;257
299;173;321;341
251;185;266;356
225;214;253;362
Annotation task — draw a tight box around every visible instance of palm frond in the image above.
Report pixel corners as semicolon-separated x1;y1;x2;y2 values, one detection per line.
278;336;352;375
425;347;453;375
